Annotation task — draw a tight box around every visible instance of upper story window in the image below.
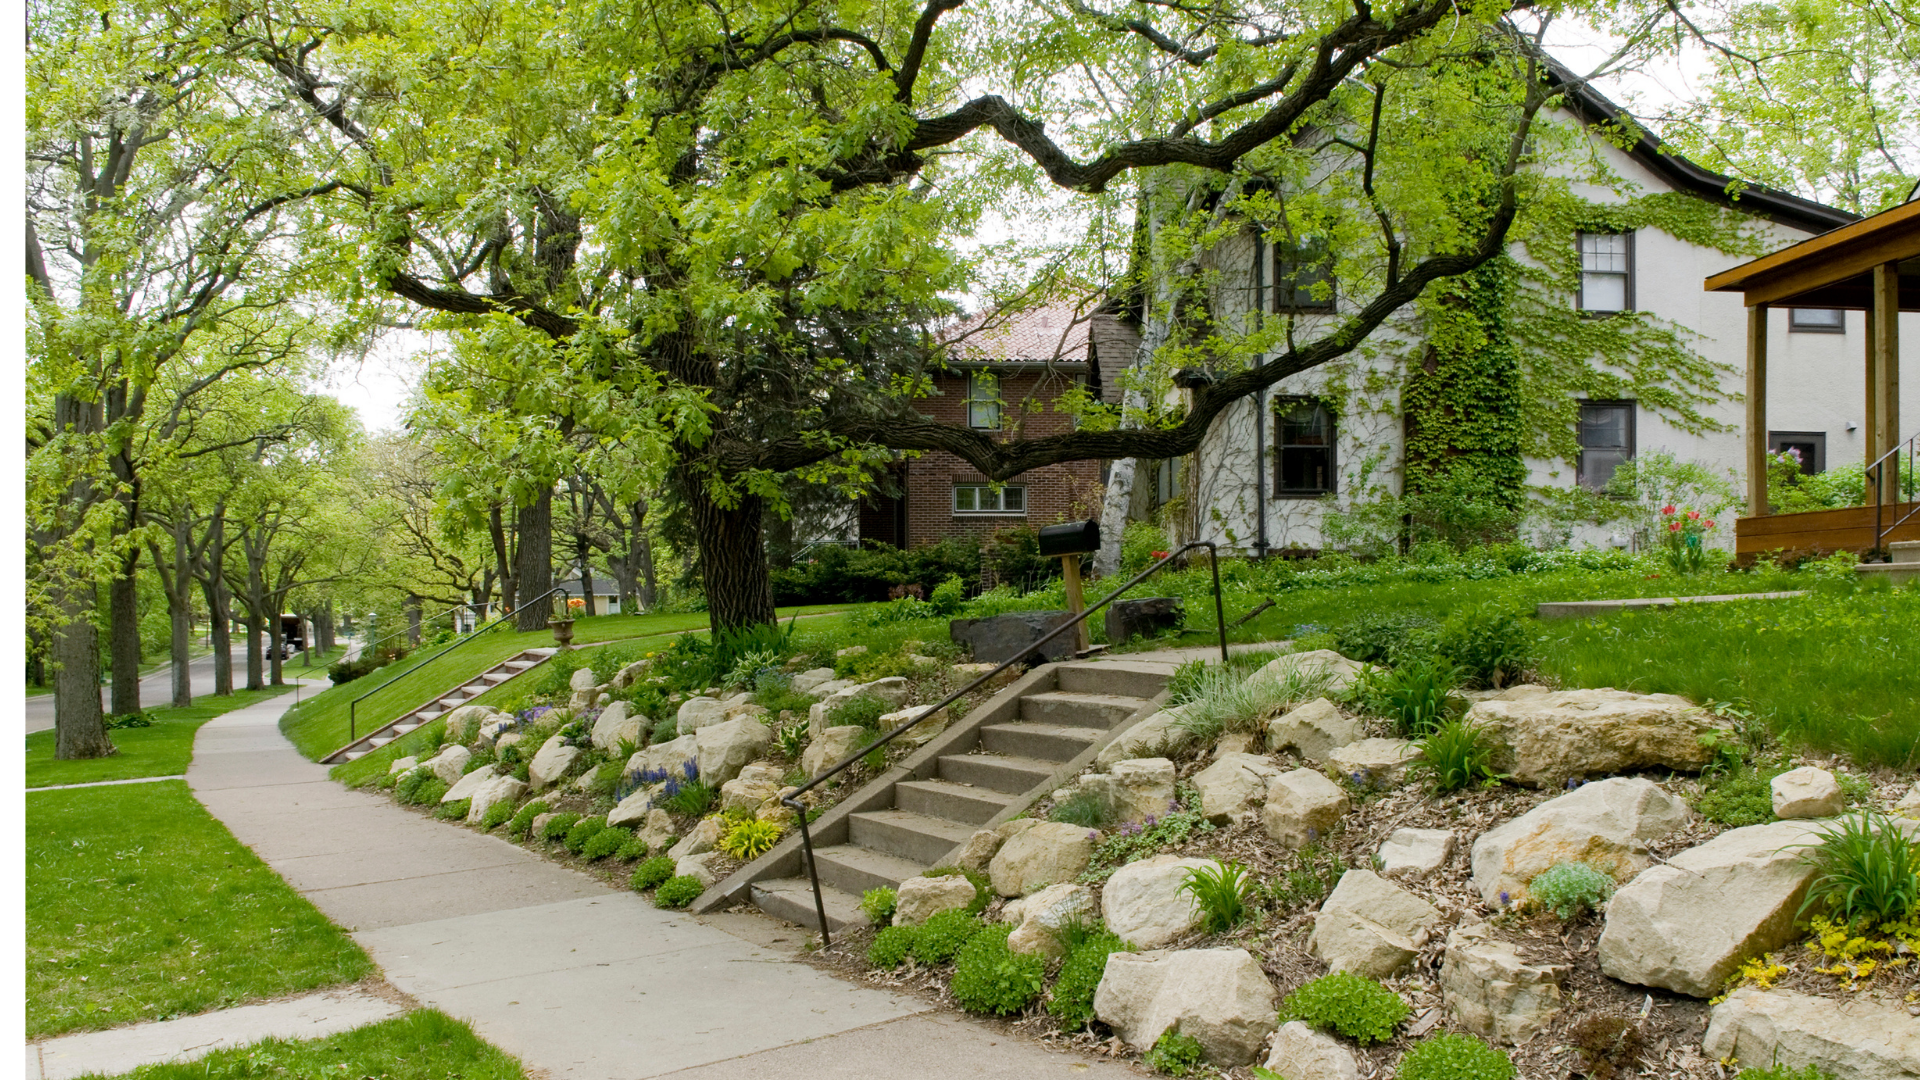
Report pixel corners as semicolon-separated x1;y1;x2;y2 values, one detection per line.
966;372;1001;430
1273;398;1336;496
1577;231;1634;314
953;484;1025;515
1577;400;1635;491
1273;237;1335;314
1789;308;1846;333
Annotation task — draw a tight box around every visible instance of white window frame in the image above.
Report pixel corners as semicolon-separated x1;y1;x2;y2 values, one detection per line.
1577;231;1634;314
953;483;1026;515
966;372;1002;430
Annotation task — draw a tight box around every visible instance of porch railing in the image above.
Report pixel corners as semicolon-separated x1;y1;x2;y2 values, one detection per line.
1869;430;1920;554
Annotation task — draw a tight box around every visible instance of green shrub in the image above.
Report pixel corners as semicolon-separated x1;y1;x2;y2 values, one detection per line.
541;812;582;841
406;777;449;807
582;826;629;861
1397;1033;1516;1080
1048;929;1128;1031
860;887;897;927
923;866;991;914
1408;718;1501;795
435;798;471;821
826;694;889;731
630;856;676;891
1737;1066;1838;1080
393;768;432;803
1435;604;1532;689
654;874;704;908
506;799;550;839
719;817;784;860
1355;658;1460;737
910;909;984;965
929;573;967;616
950;924;1044;1015
1797;812;1920;924
1143;1030;1206;1076
1333;611;1440;665
1697;765;1780;827
616;833;651;860
1178;860;1253;934
563;816;607;854
1528;861;1616;919
867;924;919;969
1280;971;1409;1044
480;798;518;830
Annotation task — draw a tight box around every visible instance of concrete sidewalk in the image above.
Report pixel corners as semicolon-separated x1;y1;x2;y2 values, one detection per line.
186;695;1135;1079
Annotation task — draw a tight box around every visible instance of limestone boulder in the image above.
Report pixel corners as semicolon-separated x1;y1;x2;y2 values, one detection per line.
789;667;838;694
424;744;472;786
1102;855;1218;949
676;696;728;732
879;704;948;748
476;716;518;748
1266;698;1365;762
1093;948;1278;1067
724;702;769;724
1192;752;1285;824
528;735;584;793
1772;766;1845;819
988;821;1096;897
442;763;499;803
465;774;528;824
442;704;503;744
1439;924;1568;1044
675;853;719;889
668;815;725;859
1597;819;1826;997
388;755;419;776
609;659;649;690
1264;1021;1360;1080
606;790;655;830
894;874;980;928
1257;649;1375;695
1308;869;1442;978
719;762;784;814
695;718;773;787
800;725;869;777
494;731;525;755
1470;777;1691;908
1325;738;1421;788
1081;758;1177;825
1262;768;1351;849
626;732;699;782
1893;784;1920;820
634;808;675;853
1213;732;1258;757
953;819;1036;875
1464;688;1726;787
1703;988;1920;1080
1097;705;1199;768
859;677;911;707
1377;828;1456;881
569;666;599;693
1001;883;1096;957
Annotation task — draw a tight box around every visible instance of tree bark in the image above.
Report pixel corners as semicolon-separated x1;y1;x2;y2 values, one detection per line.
107;550;142;716
149;516;196;707
197;509;235;696
514;488;553;630
406;595;423;645
48;391;115;759
576;531;596;616
317;600;335;653
490;504;516;616
685;472;776;632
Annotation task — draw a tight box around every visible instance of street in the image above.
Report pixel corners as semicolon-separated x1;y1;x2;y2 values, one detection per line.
24;645;337;735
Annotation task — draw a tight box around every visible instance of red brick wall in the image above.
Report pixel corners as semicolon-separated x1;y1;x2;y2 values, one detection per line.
901;369;1105;547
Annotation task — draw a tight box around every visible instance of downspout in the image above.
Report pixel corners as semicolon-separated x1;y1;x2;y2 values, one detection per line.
1252;234;1269;557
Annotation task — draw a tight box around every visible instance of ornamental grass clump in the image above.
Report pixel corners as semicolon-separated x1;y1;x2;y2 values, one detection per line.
1356;658;1461;737
910;909;984;965
719;818;782;860
1280;971;1409;1044
1397;1033;1516;1080
1047;928;1128;1031
654;874;704;909
1796;812;1920;925
630;856;675;892
1528;861;1616;920
1178;860;1253;933
1408;718;1501;795
949;924;1044;1016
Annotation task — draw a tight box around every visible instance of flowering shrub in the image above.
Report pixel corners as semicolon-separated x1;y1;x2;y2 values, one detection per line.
1657;504;1717;575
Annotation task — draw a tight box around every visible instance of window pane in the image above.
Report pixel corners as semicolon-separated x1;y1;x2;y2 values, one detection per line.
1001;486;1025;512
1279;447;1332;492
1281;403;1330;445
1582;272;1627;312
1580;404;1630;449
1580;233;1628;272
1790;308;1844;329
968;373;1000;429
1579;448;1629;491
954;486;976;512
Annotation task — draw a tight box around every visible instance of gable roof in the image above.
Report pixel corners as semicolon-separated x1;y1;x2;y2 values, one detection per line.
939;301;1142;404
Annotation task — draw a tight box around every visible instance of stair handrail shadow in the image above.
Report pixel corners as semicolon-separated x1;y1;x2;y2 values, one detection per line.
781;541;1228;946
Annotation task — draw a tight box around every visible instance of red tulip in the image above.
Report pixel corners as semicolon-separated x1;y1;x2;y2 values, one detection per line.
1661;505;1676;515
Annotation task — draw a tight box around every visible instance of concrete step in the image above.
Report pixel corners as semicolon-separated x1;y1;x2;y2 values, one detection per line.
369;736;394;748
481;672;513;685
502;660;537;671
1018;691;1149;729
751;877;867;932
848;809;976;864
895;779;1015;825
342;749;368;761
812;844;927;895
1856;562;1920;584
1892;540;1919;564
936;752;1058;795
1056;660;1175;700
416;710;444;723
461;683;490;696
393;722;421;735
978;721;1100;761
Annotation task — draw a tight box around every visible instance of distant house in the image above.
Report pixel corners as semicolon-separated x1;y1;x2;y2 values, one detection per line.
555;578;623;616
857;302;1141;548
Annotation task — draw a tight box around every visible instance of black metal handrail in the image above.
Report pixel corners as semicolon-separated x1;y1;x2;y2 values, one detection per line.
346;584;572;745
783;541;1229;947
1868;431;1919;553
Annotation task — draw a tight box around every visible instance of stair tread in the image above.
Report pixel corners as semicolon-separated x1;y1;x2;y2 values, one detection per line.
849;808;977;843
941;751;1059;773
981;720;1102;739
752;877;866;930
895;778;1018;804
814;844;928;883
1021;690;1152;706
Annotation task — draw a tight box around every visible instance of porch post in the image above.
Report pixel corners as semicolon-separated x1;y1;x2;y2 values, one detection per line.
1746;303;1770;517
1864;303;1879;504
1872;262;1901;507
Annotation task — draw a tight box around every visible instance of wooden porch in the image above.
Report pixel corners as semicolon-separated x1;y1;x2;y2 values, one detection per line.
1706;201;1919;558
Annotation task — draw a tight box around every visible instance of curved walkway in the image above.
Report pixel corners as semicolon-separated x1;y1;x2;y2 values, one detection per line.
188;693;1132;1079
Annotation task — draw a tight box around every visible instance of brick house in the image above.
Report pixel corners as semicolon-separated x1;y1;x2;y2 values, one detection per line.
858;302;1141;550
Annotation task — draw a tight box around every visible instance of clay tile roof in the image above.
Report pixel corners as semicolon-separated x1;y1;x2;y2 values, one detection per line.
941;302;1093;364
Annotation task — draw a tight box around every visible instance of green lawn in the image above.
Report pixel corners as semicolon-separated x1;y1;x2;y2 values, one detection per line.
26;782;374;1039
282;606;845;762
76;1009;527;1080
26;686;299;789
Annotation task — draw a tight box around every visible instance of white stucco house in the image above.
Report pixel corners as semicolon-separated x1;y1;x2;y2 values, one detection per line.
1121;75;1919;557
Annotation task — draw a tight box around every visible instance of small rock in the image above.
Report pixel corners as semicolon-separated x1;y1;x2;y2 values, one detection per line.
1213;732;1257;757
1264;1021;1359;1080
800;725;869;777
1262;768;1351;849
529;812;557;837
528;735;583;793
836;645;867;658
1465;687;1726;787
723;702;769;723
606;790;654;830
1377;828;1456;881
948;611;1074;665
1266;698;1365;762
424;745;472;786
388;755;419;776
1001;883;1096;957
1703;987;1920;1079
1440;923;1568;1044
495;731;525;754
1192;752;1284;824
989;821;1096;897
609;659;649;690
719;762;784;813
1097;705;1199;768
1257;649;1375;695
476;717;517;748
695;717;774;787
1104;596;1184;646
669;816;724;859
1308;869;1442;978
1092;948;1278;1067
676;696;728;732
443;764;500;803
789;667;838;694
1080;758;1176;824
441;704;502;744
1772;766;1845;819
1469;776;1691;908
1896;784;1920;820
1324;738;1420;787
466;774;528;824
1103;855;1219;948
953;828;1007;875
879;704;948;748
635;809;675;853
569;666;598;693
859;677;911;707
675;853;719;889
894;875;980;927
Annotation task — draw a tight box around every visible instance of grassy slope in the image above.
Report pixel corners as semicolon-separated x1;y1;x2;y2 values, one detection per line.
26;782;374;1039
75;1009;527;1080
26;686;300;788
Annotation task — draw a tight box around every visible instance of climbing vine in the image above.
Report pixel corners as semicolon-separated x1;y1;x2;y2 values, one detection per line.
1402;256;1526;507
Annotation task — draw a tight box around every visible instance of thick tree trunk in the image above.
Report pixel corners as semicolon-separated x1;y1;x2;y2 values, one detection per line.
168;520;193;706
47;392;115;759
514;488;554;631
406;595;423;645
107;551;142;716
240;542;266;691
636;505;657;611
489;504;516;616
317;600;335;653
686;477;776;632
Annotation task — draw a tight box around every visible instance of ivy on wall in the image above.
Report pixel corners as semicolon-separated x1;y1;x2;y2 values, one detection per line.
1402;256;1526;506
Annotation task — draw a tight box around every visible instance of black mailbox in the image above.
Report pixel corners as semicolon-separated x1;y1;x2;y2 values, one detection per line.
1037;519;1102;558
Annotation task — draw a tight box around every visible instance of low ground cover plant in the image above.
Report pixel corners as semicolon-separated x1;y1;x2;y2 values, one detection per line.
719;817;782;860
654;874;705;908
867;924;919;968
860;887;897;927
1048;927;1129;1031
910;909;986;964
630;856;676;892
1279;971;1409;1044
949;924;1045;1015
506;799;549;838
1528;861;1616;920
1142;1030;1206;1076
1397;1032;1516;1080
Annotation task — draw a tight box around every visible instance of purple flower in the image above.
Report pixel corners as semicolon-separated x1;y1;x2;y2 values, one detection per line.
1499;891;1511;907
1087;830;1099;841
681;759;700;781
1143;815;1157;829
